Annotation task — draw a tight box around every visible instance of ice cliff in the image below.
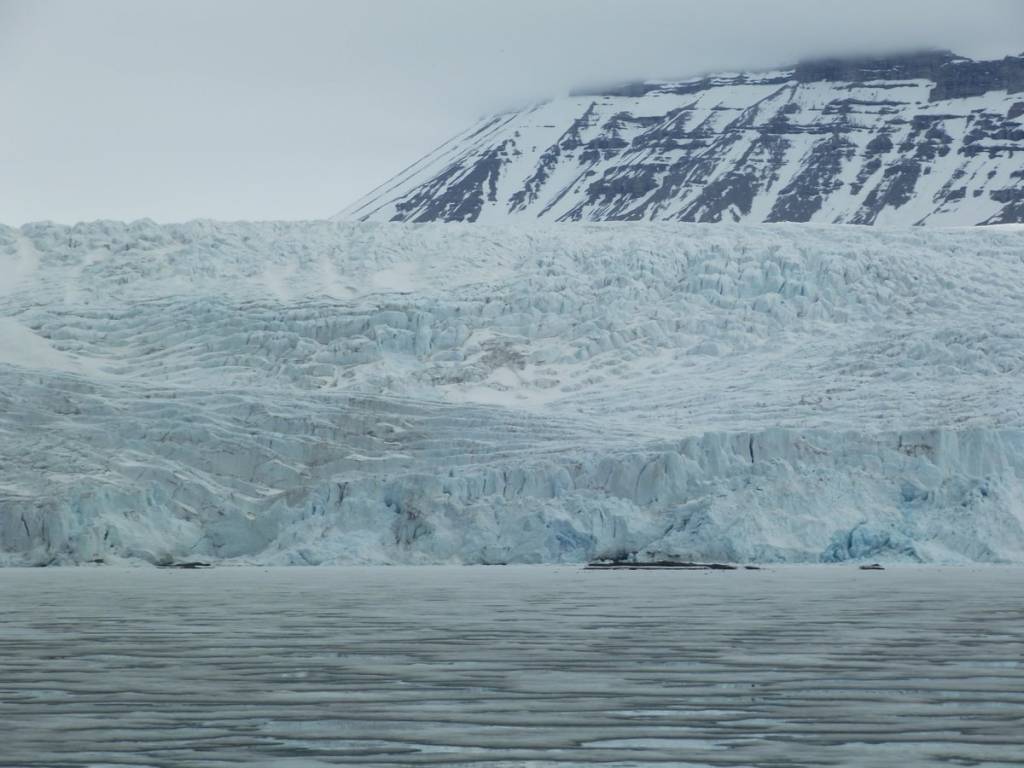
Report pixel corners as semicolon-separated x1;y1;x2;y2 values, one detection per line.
1;220;1023;564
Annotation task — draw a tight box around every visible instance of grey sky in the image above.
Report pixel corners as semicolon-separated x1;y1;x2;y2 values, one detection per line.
1;0;1021;224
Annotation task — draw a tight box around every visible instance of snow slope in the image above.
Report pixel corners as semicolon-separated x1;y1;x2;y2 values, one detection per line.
339;52;1024;226
2;220;1023;565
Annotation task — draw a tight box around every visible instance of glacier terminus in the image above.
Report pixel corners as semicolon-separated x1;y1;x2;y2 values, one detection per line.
1;220;1023;566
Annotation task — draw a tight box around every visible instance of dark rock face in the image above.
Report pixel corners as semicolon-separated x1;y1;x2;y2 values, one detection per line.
395;142;510;223
767;134;856;223
929;56;1024;101
340;52;1024;226
793;50;960;84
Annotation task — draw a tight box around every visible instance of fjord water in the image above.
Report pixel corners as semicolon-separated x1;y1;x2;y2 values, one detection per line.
2;565;1022;767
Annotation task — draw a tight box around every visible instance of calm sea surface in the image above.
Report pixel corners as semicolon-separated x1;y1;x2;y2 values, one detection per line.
1;565;1023;767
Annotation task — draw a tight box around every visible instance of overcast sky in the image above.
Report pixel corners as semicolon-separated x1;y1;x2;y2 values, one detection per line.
1;0;1021;224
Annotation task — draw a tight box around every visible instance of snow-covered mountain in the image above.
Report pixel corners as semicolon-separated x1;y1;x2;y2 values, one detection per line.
339;51;1024;225
2;220;1024;565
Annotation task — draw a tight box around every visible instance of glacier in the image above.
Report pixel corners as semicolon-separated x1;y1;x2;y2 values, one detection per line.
1;219;1023;565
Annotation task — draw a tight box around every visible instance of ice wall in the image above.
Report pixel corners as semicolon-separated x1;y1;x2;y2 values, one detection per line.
1;221;1022;564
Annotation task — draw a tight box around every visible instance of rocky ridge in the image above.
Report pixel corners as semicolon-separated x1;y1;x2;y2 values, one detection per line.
339;51;1024;226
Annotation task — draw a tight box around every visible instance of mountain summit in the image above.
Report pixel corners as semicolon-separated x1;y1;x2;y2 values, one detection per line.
338;51;1024;225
